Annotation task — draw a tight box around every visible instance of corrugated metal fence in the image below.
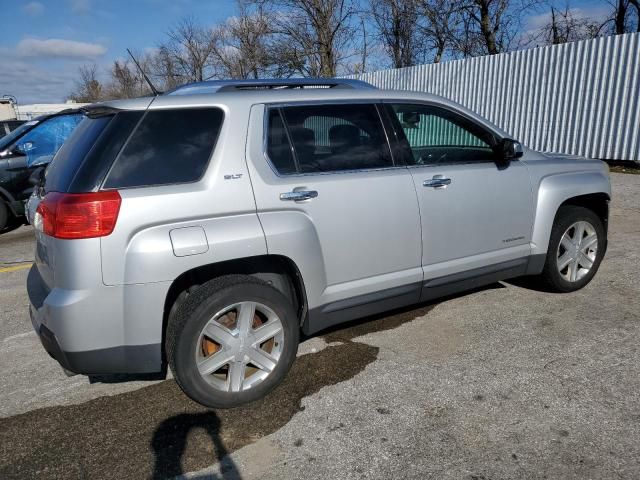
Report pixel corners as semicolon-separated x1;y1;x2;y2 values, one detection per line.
351;33;640;162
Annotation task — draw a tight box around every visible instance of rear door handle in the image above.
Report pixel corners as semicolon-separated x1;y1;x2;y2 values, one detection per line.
280;190;318;201
423;176;451;188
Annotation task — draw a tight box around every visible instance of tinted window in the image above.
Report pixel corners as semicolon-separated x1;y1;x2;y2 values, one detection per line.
45;115;112;193
266;109;296;175
15;114;83;167
273;104;391;174
104;108;223;189
389;104;496;165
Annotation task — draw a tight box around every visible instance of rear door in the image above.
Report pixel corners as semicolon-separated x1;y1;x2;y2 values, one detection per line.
246;102;423;325
385;102;534;283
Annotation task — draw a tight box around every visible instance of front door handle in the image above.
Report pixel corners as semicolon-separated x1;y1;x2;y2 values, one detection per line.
423;176;451;189
280;190;318;201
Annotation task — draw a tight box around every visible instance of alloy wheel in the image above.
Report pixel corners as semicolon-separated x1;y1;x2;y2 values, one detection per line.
195;301;284;392
556;220;598;283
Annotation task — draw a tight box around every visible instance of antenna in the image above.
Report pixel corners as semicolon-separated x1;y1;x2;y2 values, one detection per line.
126;48;161;96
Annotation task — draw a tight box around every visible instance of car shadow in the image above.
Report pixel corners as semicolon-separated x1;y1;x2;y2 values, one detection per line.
151;411;243;480
306;282;507;342
504;276;559;293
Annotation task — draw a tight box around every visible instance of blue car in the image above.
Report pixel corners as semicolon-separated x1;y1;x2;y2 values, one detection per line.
0;110;84;230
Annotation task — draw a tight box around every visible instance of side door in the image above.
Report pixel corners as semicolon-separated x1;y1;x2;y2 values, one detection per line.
384;102;534;289
246;102;423;332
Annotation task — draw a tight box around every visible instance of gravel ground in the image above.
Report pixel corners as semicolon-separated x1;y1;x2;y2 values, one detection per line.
0;173;638;480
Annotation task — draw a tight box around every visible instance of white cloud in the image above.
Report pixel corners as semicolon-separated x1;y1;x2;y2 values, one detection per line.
17;38;107;59
525;4;611;33
0;46;111;103
23;1;44;16
68;0;91;15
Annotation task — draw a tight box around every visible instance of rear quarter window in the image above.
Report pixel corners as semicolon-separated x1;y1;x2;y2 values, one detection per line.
103;108;224;189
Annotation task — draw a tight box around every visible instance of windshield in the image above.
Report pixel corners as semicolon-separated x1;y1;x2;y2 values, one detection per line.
11;114;84;167
0;120;38;151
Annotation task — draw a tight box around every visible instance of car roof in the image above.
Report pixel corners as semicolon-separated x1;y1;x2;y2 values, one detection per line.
94;80;511;139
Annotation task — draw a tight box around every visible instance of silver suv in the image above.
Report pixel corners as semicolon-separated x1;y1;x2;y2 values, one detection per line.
28;79;611;408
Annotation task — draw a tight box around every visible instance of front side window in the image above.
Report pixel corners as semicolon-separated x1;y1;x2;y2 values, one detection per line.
389;104;496;165
267;103;392;174
104;108;223;189
15;114;83;166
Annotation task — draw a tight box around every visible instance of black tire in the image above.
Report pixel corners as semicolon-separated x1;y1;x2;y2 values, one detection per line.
166;274;299;408
539;205;606;293
0;201;8;231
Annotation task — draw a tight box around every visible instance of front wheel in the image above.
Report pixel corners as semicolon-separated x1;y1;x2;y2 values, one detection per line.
167;275;299;408
538;206;606;292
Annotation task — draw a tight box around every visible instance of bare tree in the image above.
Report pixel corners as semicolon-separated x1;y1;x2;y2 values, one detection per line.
106;57;152;99
632;0;640;31
419;0;456;63
452;0;537;56
68;64;103;103
159;17;216;83
255;0;358;77
590;0;639;36
210;2;275;79
370;0;422;68
609;0;639;33
152;46;183;91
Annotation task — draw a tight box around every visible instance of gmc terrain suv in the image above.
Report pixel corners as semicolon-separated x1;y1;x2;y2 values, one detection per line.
28;79;610;408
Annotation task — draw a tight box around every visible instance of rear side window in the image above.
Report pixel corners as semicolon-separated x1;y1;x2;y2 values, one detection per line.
104;108;224;189
266;103;392;174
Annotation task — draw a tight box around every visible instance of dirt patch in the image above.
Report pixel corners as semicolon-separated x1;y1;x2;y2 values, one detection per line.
0;305;432;480
609;165;640;175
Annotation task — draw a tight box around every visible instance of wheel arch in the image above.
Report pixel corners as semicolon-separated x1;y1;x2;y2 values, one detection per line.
161;254;308;362
531;171;611;256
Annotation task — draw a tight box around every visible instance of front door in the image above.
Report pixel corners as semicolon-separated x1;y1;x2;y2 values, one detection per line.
246;102;423;327
385;102;534;283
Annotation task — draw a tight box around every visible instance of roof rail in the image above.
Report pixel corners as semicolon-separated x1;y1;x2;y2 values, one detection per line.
167;78;376;96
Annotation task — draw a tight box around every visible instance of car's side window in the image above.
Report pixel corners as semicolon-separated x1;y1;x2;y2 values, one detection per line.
103;108;224;189
266;103;392;174
388;104;497;165
266;109;297;175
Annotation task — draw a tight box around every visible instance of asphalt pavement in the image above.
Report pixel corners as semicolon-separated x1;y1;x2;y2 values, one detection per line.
0;172;639;480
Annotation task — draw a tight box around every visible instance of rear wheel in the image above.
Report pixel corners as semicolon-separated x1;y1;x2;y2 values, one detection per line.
539;206;606;292
167;275;299;408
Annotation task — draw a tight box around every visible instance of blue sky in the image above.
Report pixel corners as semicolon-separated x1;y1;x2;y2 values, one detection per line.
0;0;611;104
0;0;237;104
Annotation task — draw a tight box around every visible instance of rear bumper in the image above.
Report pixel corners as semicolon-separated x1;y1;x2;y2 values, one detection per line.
27;264;164;375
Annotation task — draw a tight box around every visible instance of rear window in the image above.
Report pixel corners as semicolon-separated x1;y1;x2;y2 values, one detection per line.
45;115;111;193
103;108;224;189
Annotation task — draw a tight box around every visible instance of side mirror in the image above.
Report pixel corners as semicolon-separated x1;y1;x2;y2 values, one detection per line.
500;138;523;162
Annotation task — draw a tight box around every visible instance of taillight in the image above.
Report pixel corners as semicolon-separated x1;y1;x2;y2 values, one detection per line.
36;191;121;239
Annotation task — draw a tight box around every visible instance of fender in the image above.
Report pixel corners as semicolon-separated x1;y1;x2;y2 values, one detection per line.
258;210;327;311
530;170;611;256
